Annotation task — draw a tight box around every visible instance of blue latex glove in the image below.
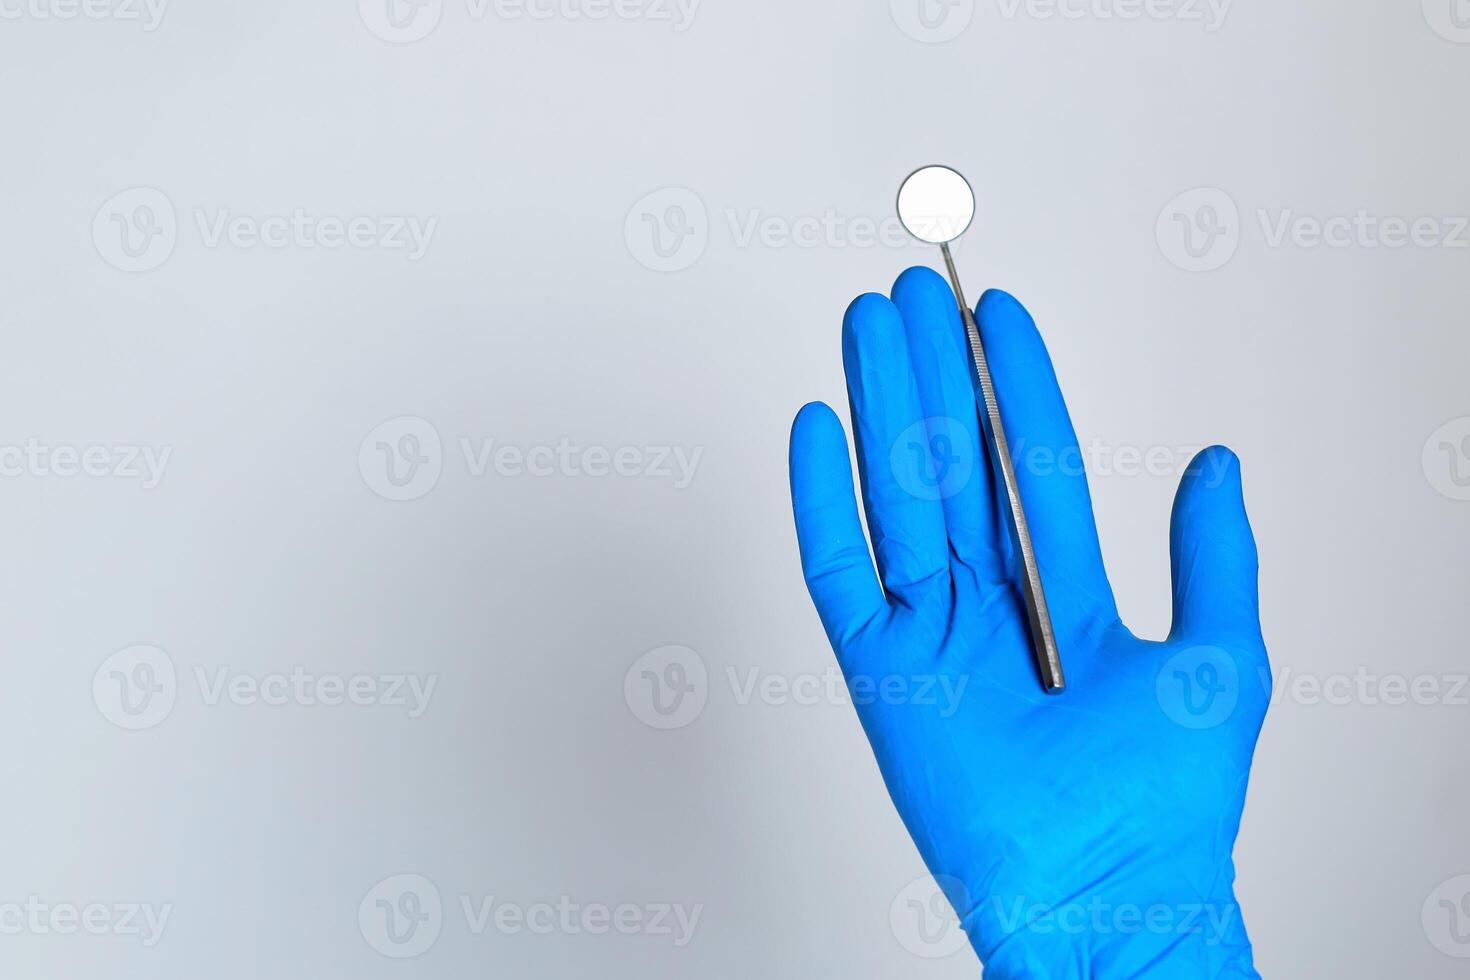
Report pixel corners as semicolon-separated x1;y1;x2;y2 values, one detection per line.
788;267;1269;978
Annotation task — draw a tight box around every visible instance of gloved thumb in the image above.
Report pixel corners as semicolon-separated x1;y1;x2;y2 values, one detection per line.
1168;445;1262;644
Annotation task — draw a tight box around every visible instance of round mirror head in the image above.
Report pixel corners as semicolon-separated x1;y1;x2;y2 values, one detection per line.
896;165;975;245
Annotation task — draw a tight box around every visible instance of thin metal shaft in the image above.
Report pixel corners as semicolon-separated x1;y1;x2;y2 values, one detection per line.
939;242;1065;694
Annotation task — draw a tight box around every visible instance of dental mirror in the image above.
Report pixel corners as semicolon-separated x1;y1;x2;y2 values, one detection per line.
896;165;975;245
895;165;1066;694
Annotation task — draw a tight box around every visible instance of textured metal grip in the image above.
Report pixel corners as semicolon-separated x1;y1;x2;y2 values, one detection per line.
940;244;1065;693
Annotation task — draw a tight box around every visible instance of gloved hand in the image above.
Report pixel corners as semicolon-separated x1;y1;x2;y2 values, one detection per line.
788;267;1269;978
